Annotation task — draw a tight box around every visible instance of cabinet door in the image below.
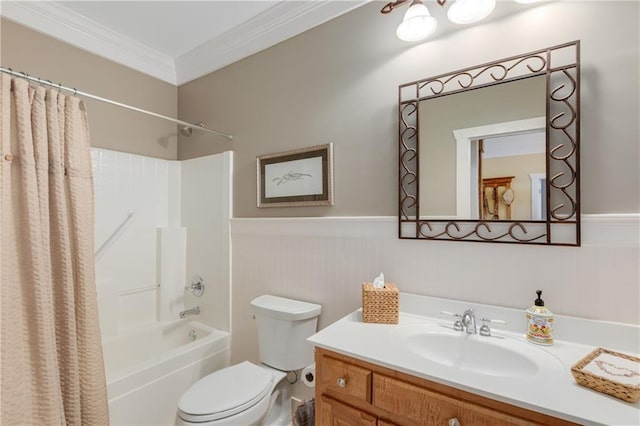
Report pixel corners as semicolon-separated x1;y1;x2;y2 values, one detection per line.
373;373;541;426
319;395;377;426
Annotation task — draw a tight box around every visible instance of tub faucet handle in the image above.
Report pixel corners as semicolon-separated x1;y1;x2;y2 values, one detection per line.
185;275;205;297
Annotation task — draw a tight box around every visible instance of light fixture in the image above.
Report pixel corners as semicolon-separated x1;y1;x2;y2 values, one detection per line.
447;0;496;25
381;0;541;41
395;0;438;42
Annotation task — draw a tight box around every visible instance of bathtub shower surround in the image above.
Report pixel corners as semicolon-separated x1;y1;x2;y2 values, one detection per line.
180;152;233;332
92;148;232;335
92;148;180;335
158;225;188;321
1;76;108;424
92;148;232;424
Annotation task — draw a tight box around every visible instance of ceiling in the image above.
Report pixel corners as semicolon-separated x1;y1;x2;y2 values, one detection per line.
1;0;369;85
58;1;281;59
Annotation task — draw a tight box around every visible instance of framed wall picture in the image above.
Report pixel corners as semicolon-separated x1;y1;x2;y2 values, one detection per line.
257;143;334;207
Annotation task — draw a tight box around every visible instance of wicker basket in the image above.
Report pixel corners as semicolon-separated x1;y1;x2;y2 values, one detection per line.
362;282;399;324
571;348;640;403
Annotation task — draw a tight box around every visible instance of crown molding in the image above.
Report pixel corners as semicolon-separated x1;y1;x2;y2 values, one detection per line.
174;0;369;85
1;0;177;84
1;1;369;87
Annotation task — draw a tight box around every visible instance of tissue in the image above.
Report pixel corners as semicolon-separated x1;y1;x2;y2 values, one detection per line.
372;272;385;289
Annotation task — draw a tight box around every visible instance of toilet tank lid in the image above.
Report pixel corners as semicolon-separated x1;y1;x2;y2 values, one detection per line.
251;295;321;321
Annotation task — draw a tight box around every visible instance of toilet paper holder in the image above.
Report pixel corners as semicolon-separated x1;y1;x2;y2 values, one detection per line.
301;363;316;388
305;371;315;383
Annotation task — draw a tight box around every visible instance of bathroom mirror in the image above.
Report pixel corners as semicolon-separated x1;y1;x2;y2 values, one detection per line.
399;41;580;245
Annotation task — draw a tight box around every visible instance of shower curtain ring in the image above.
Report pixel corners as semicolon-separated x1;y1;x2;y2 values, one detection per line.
73;88;78;97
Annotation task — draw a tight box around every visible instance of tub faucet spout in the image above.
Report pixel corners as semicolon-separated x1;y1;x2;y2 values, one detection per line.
180;306;200;319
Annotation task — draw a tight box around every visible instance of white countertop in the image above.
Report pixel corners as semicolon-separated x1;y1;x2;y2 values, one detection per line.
308;293;640;426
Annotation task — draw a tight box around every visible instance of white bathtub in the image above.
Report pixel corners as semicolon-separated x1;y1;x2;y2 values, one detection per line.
103;320;230;426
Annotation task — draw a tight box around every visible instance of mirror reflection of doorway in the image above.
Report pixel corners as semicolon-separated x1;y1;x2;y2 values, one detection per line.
476;130;546;221
530;173;547;221
480;172;515;220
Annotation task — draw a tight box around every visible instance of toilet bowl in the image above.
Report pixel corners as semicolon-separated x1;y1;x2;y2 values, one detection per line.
176;295;321;426
176;361;288;426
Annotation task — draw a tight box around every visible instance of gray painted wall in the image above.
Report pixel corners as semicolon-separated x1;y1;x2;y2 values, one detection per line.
178;1;639;217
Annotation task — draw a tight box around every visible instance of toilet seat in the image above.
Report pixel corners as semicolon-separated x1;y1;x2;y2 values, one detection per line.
177;361;274;423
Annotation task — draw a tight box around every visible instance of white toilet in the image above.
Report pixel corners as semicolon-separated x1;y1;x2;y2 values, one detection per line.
176;295;321;426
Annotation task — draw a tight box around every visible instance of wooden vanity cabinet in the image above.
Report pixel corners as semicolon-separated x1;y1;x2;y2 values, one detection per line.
320;395;378;426
315;347;578;426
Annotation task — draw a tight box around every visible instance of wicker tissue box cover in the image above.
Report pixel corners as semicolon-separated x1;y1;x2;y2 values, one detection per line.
362;282;399;324
571;348;640;403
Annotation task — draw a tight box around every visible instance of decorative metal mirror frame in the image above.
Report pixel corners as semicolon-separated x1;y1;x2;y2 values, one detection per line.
398;41;580;246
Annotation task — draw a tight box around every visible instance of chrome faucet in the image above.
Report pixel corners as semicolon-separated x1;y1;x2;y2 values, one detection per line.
180;306;200;319
461;309;477;334
441;309;506;336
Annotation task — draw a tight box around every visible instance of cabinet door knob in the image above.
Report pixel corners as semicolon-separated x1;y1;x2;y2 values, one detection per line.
336;377;346;388
448;418;461;426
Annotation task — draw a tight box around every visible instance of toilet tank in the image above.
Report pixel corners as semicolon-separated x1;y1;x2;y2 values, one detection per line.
250;295;321;371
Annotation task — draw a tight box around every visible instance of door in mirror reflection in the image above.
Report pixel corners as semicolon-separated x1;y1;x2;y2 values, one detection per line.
478;131;546;221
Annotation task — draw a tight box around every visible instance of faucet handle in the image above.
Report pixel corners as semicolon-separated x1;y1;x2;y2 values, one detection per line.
481;317;506;325
185;275;205;297
479;317;506;336
440;311;464;332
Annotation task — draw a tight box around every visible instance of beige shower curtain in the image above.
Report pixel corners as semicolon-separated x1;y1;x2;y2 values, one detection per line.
0;75;108;425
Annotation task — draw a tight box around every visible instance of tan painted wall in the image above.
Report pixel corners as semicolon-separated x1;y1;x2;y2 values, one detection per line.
0;19;178;159
178;1;639;217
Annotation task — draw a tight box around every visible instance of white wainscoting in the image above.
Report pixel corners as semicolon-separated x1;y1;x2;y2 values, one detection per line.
230;214;639;364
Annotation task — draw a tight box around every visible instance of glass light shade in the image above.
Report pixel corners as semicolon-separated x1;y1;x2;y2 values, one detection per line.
447;0;496;25
396;2;438;42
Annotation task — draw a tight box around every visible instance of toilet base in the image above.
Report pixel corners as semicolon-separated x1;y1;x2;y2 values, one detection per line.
176;365;291;426
261;376;291;426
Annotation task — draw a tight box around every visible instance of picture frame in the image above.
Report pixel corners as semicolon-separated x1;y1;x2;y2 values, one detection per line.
257;143;334;207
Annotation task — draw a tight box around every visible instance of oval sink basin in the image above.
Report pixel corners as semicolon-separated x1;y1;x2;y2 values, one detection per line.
393;324;563;378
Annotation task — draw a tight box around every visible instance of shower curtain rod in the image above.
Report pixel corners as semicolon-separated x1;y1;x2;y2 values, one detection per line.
0;66;233;140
